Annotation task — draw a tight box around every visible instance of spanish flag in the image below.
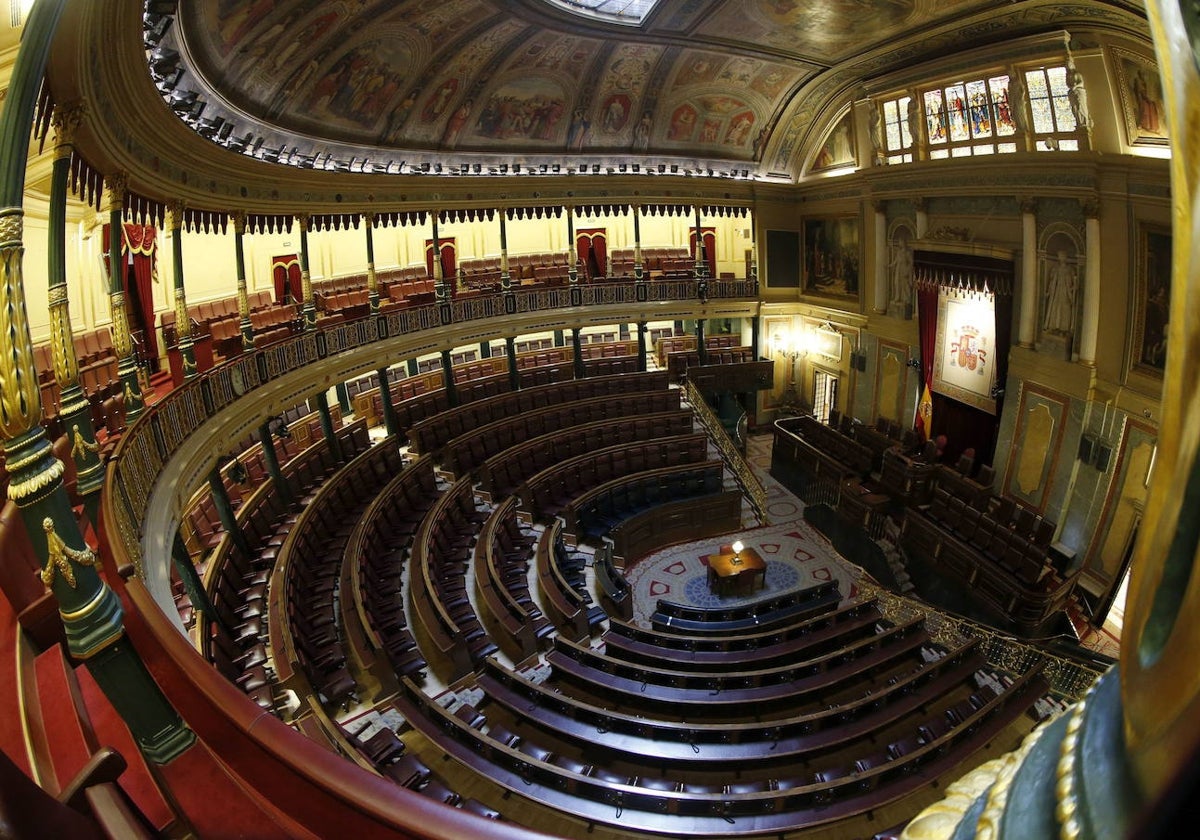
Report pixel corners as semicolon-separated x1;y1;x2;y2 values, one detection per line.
917;383;934;441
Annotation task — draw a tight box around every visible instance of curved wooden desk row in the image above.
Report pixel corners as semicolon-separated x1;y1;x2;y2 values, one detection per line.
266;431;399;707
607;596;876;653
602;602;883;671
468;403;696;489
901;508;1080;635
548;616;928;700
408;370;669;454
535;518;595;644
650;578;842;633
475;497;552;660
342;455;439;686
562;461;726;542
520;433;710;522
409;476;497;680
476;641;985;763
396;663;1048;836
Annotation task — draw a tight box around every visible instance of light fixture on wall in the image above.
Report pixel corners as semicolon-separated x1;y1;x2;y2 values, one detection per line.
773;331;807;417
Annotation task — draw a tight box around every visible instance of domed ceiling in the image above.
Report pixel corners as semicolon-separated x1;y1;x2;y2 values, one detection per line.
154;0;1146;179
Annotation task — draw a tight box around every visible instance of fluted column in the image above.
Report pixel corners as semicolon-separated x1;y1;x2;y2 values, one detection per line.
105;173;146;421
1018;197;1038;347
233;211;254;349
0;0;192;765
364;212;379;314
46;103;104;524
873;200;888;314
297;214;316;330
168;201;197;380
1080;197;1101;365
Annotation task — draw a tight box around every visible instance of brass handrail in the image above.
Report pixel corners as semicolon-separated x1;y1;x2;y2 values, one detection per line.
683;379;771;526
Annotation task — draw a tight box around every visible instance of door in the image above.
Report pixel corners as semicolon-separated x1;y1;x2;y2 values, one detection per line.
271;254;301;304
813;369;839;424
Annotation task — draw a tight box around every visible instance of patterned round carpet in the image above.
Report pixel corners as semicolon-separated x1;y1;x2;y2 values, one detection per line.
623;520;866;626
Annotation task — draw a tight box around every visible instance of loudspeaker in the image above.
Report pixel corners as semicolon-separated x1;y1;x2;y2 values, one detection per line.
1077;434;1096;465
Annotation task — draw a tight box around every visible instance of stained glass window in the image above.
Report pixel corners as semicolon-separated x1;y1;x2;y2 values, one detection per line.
882;95;913;163
879;63;1078;165
1025;66;1080;151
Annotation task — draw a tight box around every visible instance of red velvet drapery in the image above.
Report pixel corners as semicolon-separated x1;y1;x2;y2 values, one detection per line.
576;230;606;278
102;223;158;364
424;239;456;281
689;228;717;277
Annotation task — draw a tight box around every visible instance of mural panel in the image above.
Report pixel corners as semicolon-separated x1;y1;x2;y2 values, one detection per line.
802;217;860;303
810;110;856;171
1112;47;1168;147
1132;224;1172;375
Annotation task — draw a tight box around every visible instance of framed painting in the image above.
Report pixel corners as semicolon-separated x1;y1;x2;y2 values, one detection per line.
1112;48;1169;147
1132;224;1172;376
802;216;860;302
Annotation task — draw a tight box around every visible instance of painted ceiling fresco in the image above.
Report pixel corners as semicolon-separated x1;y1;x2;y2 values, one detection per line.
168;0;1128;177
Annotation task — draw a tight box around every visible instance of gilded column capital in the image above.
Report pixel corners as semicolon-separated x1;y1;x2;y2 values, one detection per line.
871;199;886;216
295;212;310;232
168;200;187;231
231;210;247;234
50;101;84;159
1081;195;1101;220
1019;196;1038;216
363;211;375;227
104;172;127;212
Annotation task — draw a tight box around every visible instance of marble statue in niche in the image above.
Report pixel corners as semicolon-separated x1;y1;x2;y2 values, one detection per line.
887;223;915;319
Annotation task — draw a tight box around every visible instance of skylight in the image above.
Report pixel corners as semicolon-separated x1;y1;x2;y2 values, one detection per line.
543;0;661;26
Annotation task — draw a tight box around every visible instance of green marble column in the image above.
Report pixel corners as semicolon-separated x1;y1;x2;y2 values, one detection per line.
632;205;643;280
315;390;343;462
169;202;198;380
105;173;146;421
206;466;250;561
233;211;254;350
572;327;586;379
506;337;520;391
298;214;316;330
751;313;761;359
377;368;399;438
46;103;104;526
170;531;227;638
258;420;291;506
441;349;459;408
499;211;511;290
697;319;708;366
0;0;192;765
566;206;578;284
637;321;648;373
364;213;380;314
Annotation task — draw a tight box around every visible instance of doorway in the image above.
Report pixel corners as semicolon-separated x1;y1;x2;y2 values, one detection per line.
813;369;839;424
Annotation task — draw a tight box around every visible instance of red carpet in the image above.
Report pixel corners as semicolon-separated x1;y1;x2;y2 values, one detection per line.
75;662;176;831
0;590;31;777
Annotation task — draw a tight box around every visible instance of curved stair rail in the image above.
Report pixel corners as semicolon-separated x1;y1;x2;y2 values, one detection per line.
683;378;770;526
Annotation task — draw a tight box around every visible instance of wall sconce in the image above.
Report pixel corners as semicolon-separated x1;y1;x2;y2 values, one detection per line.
906;358;922;370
